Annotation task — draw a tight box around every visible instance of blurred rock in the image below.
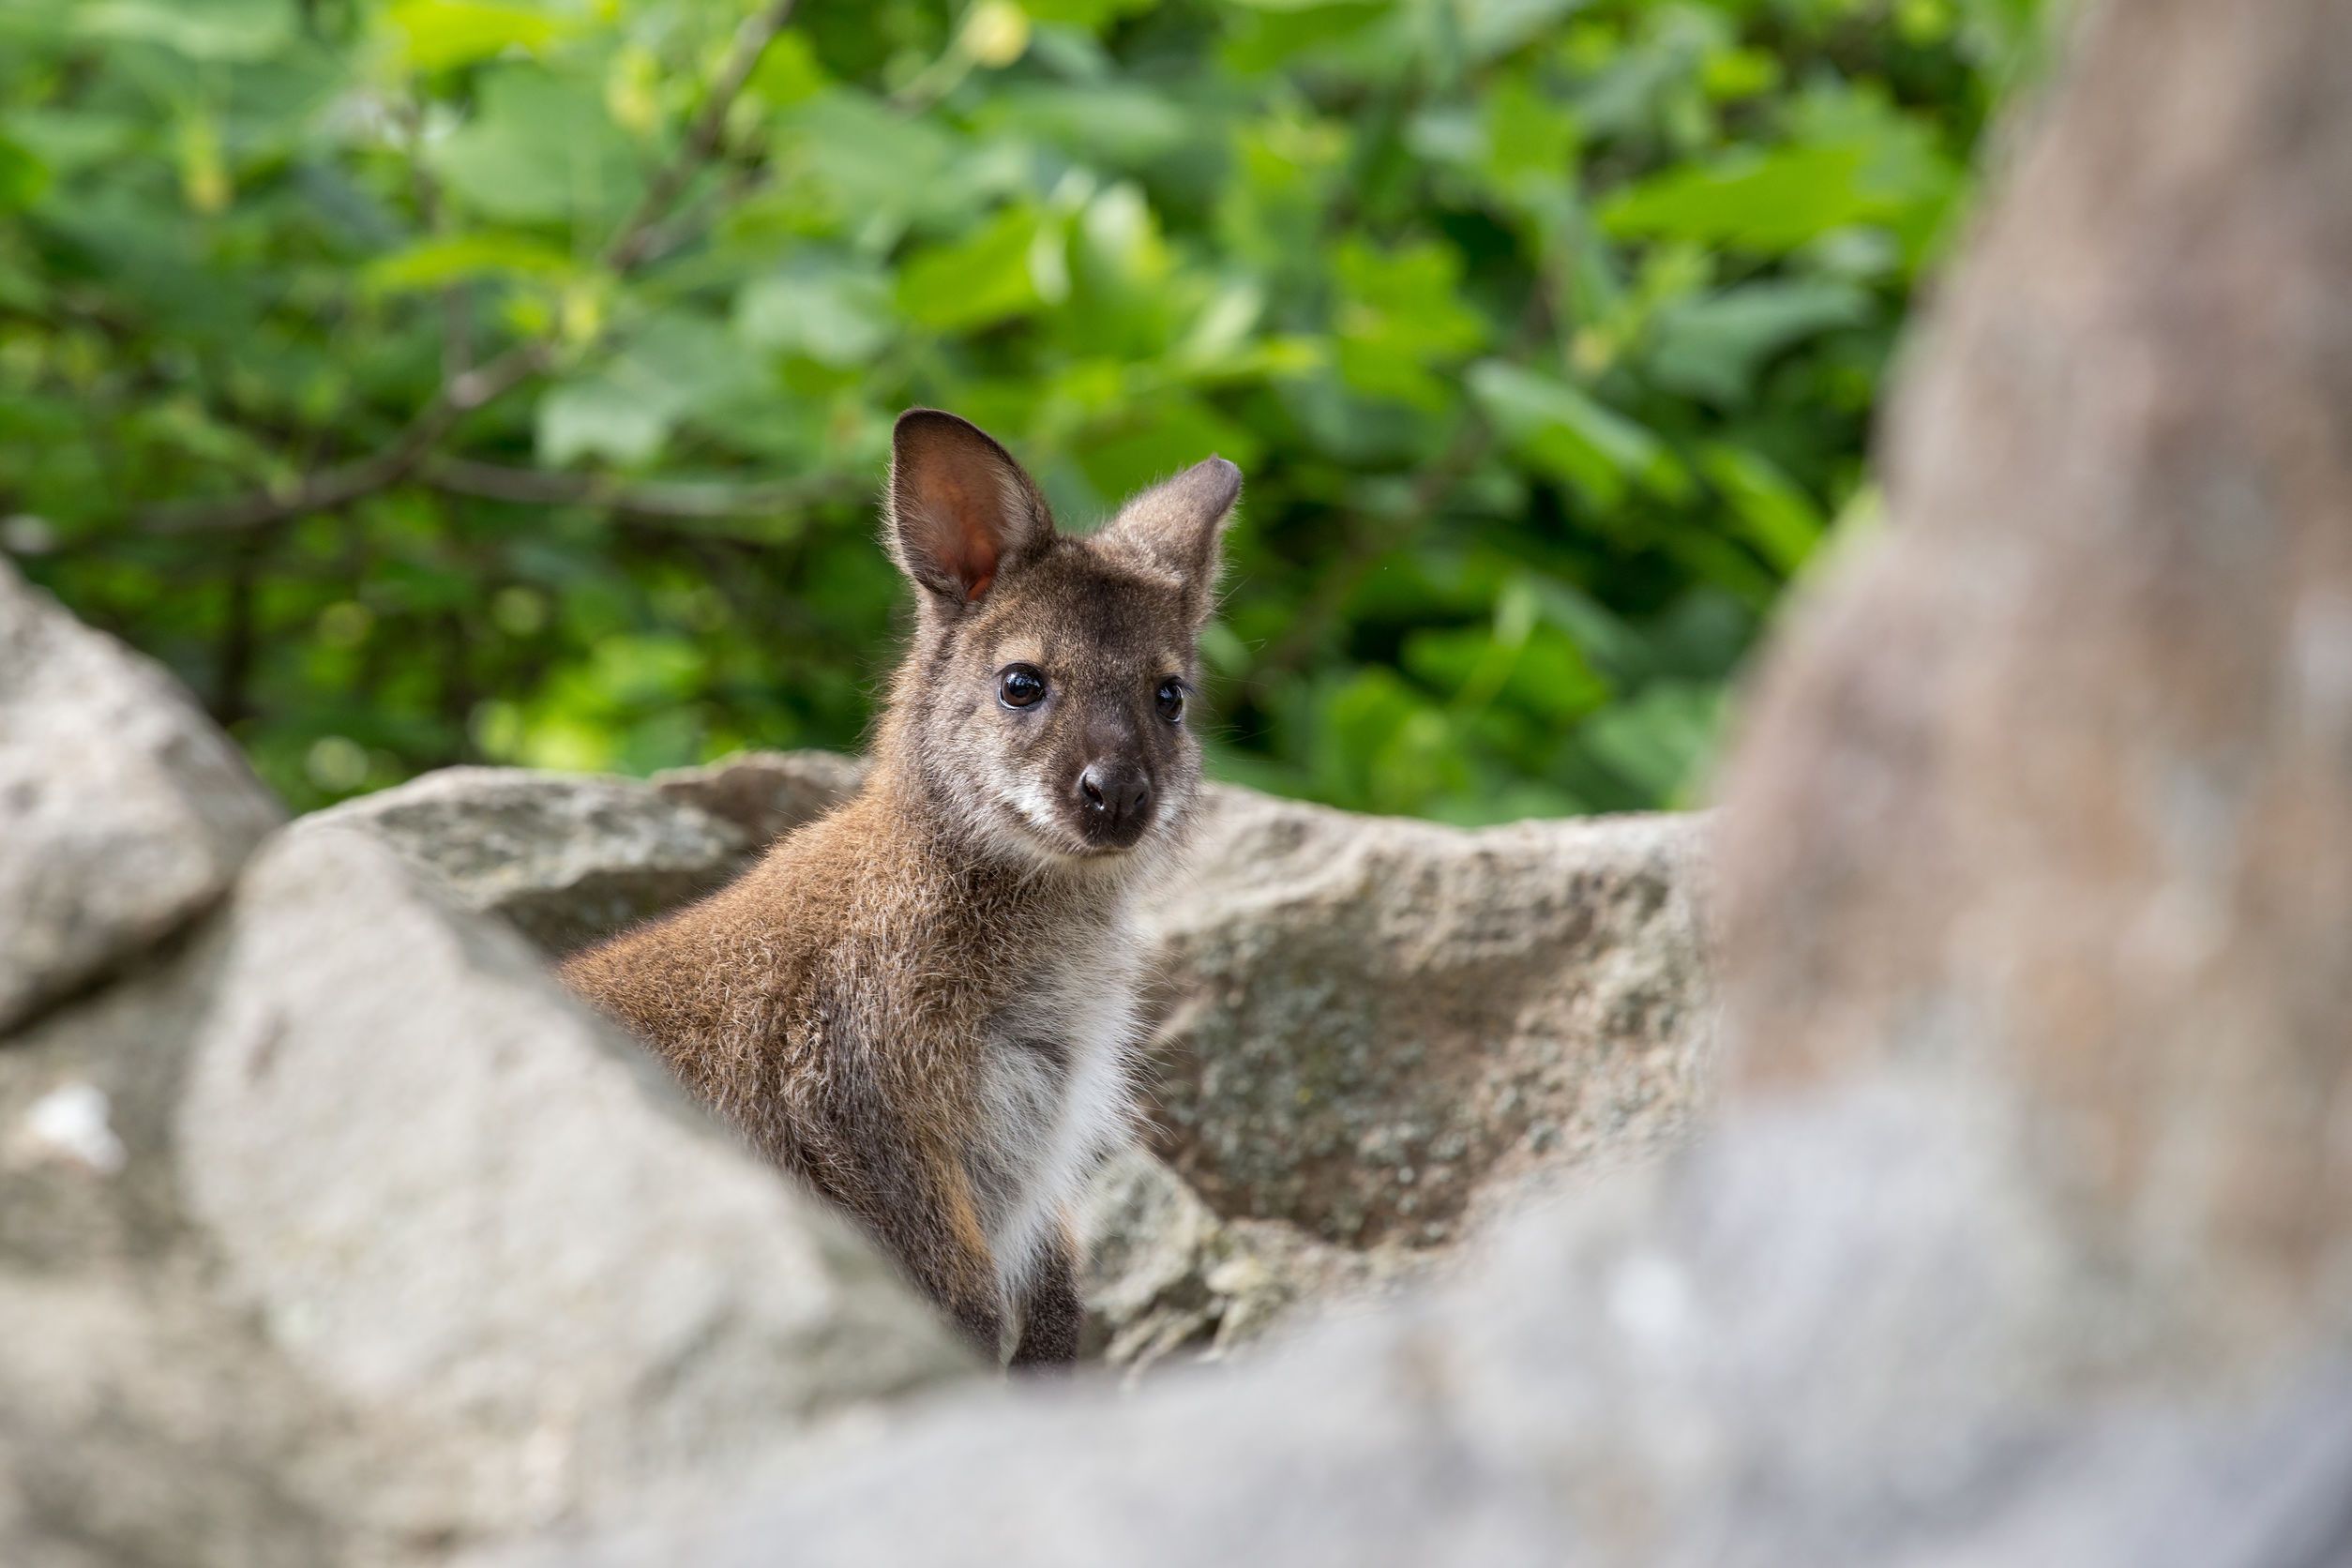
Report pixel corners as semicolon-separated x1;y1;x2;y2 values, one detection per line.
0;955;356;1568
176;825;977;1543
1711;0;2352;1377
307;768;751;956
469;1078;2352;1568
653;750;868;847
1144;788;1711;1249
1;788;973;1563
0;557;282;1035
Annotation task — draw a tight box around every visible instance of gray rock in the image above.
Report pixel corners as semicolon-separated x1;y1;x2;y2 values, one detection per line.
463;1075;2352;1568
1;810;976;1566
1074;1148;1436;1375
653;750;868;847
174;824;978;1545
307;758;1717;1366
0;956;356;1568
0;557;283;1035
305;767;751;956
1144;788;1712;1249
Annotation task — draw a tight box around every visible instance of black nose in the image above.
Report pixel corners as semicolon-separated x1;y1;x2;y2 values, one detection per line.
1076;761;1153;837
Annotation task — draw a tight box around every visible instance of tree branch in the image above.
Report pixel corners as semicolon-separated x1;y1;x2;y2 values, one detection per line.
140;0;802;535
141;342;550;534
604;0;802;274
419;456;852;521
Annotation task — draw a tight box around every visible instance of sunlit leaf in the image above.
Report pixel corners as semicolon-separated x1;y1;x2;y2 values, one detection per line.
1701;445;1825;574
898;205;1051;332
0;135;49;212
383;0;577;73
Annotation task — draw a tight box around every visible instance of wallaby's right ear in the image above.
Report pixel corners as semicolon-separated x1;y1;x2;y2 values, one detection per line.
886;409;1053;613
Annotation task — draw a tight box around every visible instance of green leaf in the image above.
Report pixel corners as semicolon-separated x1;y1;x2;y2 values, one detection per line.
736;256;896;366
897;206;1052;333
383;0;576;73
1649;279;1873;403
537;317;766;469
1600;101;1960;262
745;29;830;106
1701;445;1825;575
426;69;643;231
1579;680;1725;806
1331;238;1485;410
0;135;49;212
1023;0;1163;32
1466;360;1684;506
74;0;293;61
1075;397;1264;508
361;233;577;294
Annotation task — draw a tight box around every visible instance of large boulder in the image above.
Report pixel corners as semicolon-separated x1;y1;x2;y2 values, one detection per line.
2;677;974;1568
652;749;869;848
1143;790;1711;1249
0;558;283;1033
1711;0;2352;1377
0;957;358;1568
468;1075;2352;1568
309;751;870;957
1073;1147;1435;1374
312;757;1716;1364
178;823;977;1543
307;767;752;957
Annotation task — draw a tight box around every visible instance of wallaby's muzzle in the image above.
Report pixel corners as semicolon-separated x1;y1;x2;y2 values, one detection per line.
1074;759;1153;849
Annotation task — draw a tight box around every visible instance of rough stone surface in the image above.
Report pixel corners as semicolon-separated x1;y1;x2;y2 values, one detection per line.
653;750;869;848
0;557;283;1034
306;768;751;956
1073;1148;1434;1374
0;955;357;1568
1142;788;1711;1249
1711;0;2352;1378
175;825;977;1544
309;757;1716;1366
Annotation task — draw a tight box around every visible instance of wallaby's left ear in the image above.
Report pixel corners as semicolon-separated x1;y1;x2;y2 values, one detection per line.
887;408;1055;615
1098;456;1241;625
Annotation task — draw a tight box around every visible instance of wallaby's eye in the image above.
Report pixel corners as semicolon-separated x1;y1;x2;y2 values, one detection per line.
998;664;1048;709
1155;678;1186;723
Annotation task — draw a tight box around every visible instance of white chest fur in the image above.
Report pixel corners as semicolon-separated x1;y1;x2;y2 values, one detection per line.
968;913;1145;1299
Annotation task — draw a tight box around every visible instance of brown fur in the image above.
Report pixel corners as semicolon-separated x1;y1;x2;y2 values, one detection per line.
562;409;1237;1364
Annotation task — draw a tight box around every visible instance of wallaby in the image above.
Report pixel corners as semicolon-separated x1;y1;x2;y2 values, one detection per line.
562;408;1238;1365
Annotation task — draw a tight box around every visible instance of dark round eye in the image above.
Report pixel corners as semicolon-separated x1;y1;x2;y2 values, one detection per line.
1155;678;1185;723
998;664;1047;709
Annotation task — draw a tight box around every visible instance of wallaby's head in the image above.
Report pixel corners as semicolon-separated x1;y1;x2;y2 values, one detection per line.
878;408;1238;870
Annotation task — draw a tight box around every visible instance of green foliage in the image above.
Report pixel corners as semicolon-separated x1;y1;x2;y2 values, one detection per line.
1;0;2047;817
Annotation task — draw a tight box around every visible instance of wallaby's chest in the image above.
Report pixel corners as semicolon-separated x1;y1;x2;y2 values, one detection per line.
963;920;1146;1291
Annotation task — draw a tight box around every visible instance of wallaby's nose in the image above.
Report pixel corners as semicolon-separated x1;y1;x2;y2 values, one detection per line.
1076;761;1153;841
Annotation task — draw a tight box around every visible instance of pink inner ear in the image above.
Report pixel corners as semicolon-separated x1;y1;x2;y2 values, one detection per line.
918;470;1003;600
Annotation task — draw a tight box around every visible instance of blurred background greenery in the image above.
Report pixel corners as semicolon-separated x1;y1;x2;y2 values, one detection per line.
1;0;2050;818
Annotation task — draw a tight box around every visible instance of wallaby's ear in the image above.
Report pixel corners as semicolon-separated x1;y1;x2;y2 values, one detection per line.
1098;456;1242;625
886;409;1054;612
